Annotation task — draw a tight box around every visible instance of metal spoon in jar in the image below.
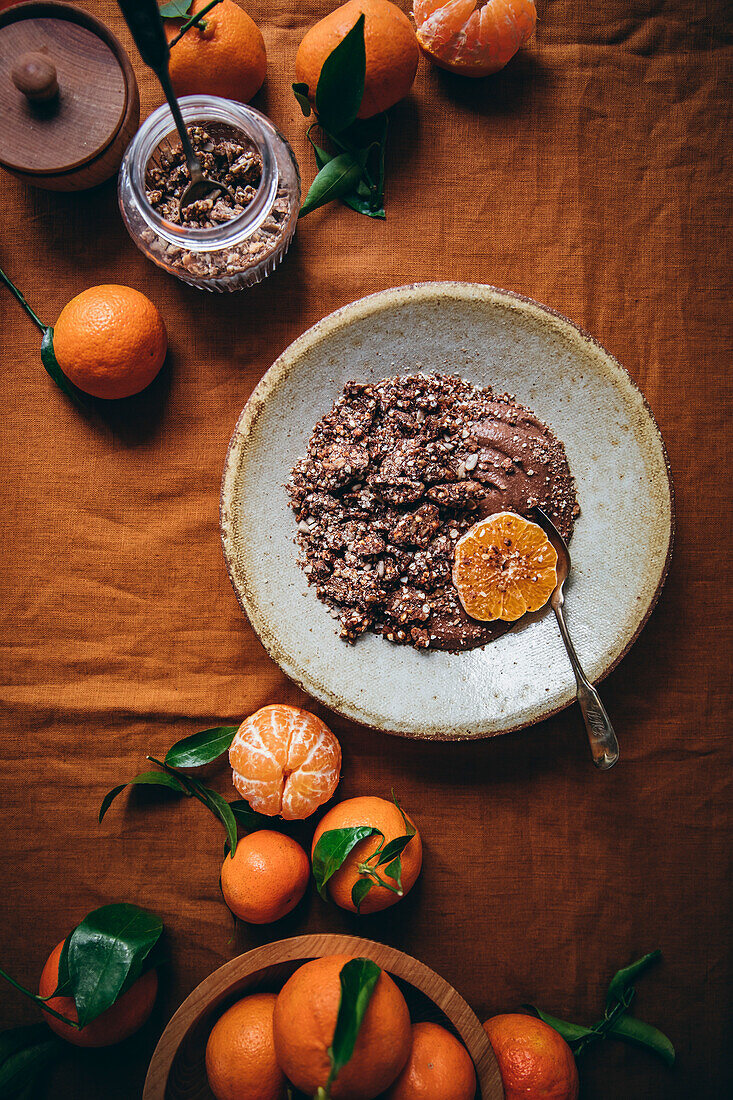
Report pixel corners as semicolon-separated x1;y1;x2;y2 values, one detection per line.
534;506;620;771
117;0;235;214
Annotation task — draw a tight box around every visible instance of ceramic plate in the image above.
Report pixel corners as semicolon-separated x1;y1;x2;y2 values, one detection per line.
221;283;673;739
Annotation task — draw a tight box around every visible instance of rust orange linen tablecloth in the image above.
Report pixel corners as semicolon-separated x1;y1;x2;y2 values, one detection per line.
0;1;730;1096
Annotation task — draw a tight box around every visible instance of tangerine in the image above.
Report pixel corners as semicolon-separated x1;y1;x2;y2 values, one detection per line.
38;941;157;1048
385;1021;477;1100
205;992;288;1100
295;0;420;119
52;284;167;400
483;1013;579;1100
229;704;341;820
166;0;266;103
220;829;310;924
413;0;537;77
311;795;422;914
452;511;557;622
273;954;412;1099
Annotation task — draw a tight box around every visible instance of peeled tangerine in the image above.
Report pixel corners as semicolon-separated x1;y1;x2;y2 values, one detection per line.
413;0;537;77
453;511;557;622
229;704;341;820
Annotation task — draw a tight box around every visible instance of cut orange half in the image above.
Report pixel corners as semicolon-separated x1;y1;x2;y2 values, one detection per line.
453;511;557;622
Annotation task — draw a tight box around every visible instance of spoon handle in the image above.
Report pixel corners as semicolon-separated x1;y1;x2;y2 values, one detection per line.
117;0;203;184
553;603;620;770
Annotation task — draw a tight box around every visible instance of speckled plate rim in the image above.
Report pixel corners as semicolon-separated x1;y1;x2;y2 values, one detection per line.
221;282;674;740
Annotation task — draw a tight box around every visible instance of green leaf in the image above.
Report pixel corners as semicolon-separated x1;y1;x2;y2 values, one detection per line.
66;903;162;1028
606;951;661;1011
98;770;188;823
193;784;239;857
375;833;414;869
0;1025;54;1066
315;14;366;134
299;154;363;218
164;726;238;768
292;82;312;117
340;189;386;220
0;1033;63;1097
229;799;269;833
326;959;381;1091
606;1015;675;1066
351;878;374;913
40;328;87;407
312;826;381;900
523;1005;595;1044
382;856;403;892
159;0;193;16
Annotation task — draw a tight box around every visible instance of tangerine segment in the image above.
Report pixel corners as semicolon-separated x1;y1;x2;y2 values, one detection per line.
413;0;537;78
229;705;341;821
453;511;557;622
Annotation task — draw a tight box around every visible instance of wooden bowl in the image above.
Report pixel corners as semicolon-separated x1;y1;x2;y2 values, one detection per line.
144;934;504;1100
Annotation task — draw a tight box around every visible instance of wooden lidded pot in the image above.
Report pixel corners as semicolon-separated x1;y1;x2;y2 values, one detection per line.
0;1;139;191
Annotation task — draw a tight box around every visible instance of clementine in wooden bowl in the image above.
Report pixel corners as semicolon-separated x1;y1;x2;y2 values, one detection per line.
295;0;420;118
484;1013;578;1100
453;511;557;623
413;0;537;77
386;1020;477;1099
205;992;287;1100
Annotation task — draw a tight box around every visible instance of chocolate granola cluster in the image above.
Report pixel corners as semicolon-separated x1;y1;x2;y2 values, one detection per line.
146;125;262;227
288;374;577;652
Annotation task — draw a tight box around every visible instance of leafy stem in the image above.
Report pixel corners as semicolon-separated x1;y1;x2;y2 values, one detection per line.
0;968;81;1030
167;0;223;47
0;265;46;332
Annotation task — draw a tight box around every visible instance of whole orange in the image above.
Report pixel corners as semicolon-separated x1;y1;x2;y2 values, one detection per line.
295;0;419;119
205;992;288;1100
38;941;158;1048
385;1021;477;1100
52;284;166;400
483;1014;579;1100
273;954;412;1099
312;796;422;914
166;0;266;103
220;830;310;924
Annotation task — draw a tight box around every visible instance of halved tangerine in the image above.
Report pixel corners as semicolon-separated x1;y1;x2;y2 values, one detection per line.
453;511;557;622
413;0;537;78
229;705;341;821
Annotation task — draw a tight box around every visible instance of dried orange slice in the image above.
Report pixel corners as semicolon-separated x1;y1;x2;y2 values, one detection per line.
229;705;341;821
453;511;557;622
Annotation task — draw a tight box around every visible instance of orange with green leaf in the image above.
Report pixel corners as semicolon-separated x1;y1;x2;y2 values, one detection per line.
311;794;422;913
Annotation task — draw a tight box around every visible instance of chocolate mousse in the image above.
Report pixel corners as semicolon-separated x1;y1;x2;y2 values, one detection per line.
287;374;578;652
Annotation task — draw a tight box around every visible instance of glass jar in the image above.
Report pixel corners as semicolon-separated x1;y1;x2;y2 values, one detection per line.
118;96;300;293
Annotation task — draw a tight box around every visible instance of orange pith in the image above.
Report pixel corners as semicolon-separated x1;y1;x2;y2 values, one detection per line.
385;1021;477;1099
452;510;557;622
52;284;167;400
483;1013;579;1100
229;704;341;820
166;0;266;103
38;941;157;1048
220;829;310;924
296;0;420;119
273;954;412;1099
205;992;287;1100
413;0;537;78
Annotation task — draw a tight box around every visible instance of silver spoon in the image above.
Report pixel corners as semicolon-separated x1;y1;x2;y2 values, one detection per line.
118;0;235;214
534;507;620;770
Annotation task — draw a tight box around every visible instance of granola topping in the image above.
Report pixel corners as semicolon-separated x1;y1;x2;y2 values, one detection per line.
288;374;578;652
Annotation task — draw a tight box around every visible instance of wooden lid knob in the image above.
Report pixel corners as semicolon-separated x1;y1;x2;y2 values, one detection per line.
12;50;58;103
